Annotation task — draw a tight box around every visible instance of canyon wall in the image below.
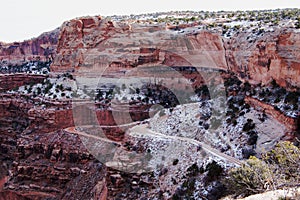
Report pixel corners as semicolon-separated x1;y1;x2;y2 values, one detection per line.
0;94;152;199
0;15;300;199
0;74;47;92
226;30;300;88
0;16;299;88
245;96;298;131
0;94;73;135
1;128;106;200
49;16;300;88
0;28;59;64
51;16;125;72
50;16;228;76
0;95;151;134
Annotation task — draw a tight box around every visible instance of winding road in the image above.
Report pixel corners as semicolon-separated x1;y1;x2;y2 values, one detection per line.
64;126;122;145
129;124;243;166
64;121;243;166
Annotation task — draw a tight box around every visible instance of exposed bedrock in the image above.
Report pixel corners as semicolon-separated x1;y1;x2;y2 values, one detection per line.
49;16;300;89
0;29;59;64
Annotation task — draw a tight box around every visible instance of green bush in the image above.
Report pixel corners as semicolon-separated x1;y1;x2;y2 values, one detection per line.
226;142;300;197
226;156;274;197
242;119;255;132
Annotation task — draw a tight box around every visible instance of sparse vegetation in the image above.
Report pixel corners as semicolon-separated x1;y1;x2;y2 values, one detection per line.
242;119;256;132
0;60;51;74
1;9;300;200
226;141;300;198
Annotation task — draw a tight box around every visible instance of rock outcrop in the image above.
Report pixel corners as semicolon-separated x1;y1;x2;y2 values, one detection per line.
0;16;299;88
245;96;298;131
0;94;73;135
0;13;300;200
0;74;47;92
0;29;59;64
50;16;300;89
51;16;126;72
2;129;106;200
226;29;300;88
51;16;228;77
0;191;30;200
0;93;154;199
1;16;298;89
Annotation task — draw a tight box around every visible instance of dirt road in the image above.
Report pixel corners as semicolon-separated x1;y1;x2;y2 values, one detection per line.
129;124;243;166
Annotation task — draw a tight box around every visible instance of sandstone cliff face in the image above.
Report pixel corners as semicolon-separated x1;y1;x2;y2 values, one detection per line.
245;96;298;131
0;92;154;199
0;94;73;135
51;16;300;89
2;129;106;200
1;16;299;88
0;15;300;199
0;29;59;64
0;191;30;200
0;93;107;199
51;16;228;76
52;16;127;72
226;29;300;88
0;74;46;92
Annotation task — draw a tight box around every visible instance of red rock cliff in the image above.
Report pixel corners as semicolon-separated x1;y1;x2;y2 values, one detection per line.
51;16;300;88
226;29;300;88
0;74;46;92
0;29;59;64
51;16;228;75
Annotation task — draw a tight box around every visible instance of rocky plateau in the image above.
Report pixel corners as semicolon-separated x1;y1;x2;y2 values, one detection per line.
0;9;299;200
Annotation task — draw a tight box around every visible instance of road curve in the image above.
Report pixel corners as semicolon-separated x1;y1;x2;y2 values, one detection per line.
129;124;243;166
64;121;243;166
64;119;149;142
64;126;122;145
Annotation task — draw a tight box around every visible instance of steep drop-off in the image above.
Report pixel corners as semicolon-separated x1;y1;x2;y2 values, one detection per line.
48;16;300;89
0;13;299;199
0;29;59;64
226;30;300;88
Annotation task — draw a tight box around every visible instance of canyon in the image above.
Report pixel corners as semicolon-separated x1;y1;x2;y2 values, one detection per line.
1;15;299;88
0;10;299;200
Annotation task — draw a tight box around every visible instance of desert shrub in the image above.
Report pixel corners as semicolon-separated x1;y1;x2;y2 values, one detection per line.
186;163;203;176
242;147;256;159
36;87;42;95
264;141;300;185
225;156;274;197
226;141;300;197
242;119;255;132
270;79;279;88
285;92;299;105
204;161;224;184
172;159;179;166
247;134;258;146
296;17;300;29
